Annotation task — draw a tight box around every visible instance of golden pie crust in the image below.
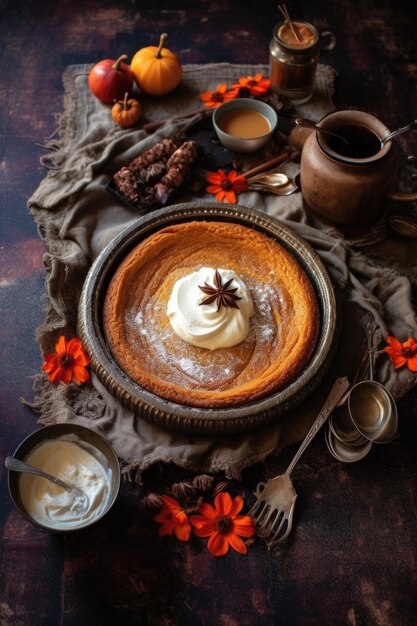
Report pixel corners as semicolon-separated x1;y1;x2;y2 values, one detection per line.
103;220;319;408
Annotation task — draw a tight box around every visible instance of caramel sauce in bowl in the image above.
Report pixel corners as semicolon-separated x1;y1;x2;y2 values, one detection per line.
218;109;271;139
212;98;277;153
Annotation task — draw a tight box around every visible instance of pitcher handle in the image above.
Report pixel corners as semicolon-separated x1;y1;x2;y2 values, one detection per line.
319;31;336;54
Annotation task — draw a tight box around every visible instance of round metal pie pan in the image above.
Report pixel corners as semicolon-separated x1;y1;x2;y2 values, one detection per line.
78;201;339;435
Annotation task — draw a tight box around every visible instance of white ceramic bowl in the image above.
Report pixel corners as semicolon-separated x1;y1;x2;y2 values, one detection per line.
212;98;278;153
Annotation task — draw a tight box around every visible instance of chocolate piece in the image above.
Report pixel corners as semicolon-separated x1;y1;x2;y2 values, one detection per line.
112;138;199;208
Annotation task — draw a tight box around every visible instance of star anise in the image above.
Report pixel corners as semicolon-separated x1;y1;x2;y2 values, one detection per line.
198;269;242;312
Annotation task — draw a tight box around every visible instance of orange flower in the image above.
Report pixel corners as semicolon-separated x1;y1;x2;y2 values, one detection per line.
42;336;90;385
199;83;236;108
206;169;248;203
383;336;417;371
153;495;191;541
189;492;255;557
229;73;271;98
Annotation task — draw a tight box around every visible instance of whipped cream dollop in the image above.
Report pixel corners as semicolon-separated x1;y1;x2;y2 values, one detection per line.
19;435;112;530
167;267;254;350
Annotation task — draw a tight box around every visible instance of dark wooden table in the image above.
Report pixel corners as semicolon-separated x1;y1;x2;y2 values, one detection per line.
1;1;417;624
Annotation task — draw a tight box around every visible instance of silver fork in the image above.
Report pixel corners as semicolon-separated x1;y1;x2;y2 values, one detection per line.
248;376;350;549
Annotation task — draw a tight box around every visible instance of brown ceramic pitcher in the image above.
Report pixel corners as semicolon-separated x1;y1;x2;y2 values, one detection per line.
300;110;417;226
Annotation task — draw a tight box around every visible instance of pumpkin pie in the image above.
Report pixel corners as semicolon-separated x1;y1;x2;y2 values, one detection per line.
103;220;319;408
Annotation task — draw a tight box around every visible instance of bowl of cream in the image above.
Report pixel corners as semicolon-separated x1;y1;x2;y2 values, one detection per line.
7;424;120;532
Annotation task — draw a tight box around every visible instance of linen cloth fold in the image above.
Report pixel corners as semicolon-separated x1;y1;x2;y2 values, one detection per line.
28;63;417;480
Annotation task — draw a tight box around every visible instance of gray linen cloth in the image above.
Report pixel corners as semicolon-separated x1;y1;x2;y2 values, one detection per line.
28;63;417;480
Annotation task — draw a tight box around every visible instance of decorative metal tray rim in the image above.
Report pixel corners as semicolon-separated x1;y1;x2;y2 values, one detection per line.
78;201;339;435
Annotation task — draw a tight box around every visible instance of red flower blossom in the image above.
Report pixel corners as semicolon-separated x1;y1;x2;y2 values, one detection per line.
206;169;248;203
199;83;236;108
189;492;255;557
42;336;90;385
383;336;417;371
229;73;271;98
153;495;191;541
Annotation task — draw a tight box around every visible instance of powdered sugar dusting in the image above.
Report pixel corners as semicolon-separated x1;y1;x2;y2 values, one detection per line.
122;273;286;391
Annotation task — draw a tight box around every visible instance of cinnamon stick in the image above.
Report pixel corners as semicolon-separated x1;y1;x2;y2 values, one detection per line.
243;152;290;180
278;3;301;42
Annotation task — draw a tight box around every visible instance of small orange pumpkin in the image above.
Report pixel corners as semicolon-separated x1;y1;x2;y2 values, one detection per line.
131;33;182;96
111;93;142;128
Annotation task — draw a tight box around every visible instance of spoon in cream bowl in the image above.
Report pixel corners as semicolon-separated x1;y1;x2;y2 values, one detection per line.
5;456;90;516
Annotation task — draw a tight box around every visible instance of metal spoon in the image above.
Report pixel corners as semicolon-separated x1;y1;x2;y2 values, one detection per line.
248;182;299;196
248;172;290;186
247;172;299;195
380;119;417;148
294;117;349;144
5;456;90;515
347;314;398;444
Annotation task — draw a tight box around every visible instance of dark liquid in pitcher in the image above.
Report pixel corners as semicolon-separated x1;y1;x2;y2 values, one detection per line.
326;124;382;158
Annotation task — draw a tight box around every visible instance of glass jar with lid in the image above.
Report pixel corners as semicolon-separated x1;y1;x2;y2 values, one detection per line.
269;20;336;104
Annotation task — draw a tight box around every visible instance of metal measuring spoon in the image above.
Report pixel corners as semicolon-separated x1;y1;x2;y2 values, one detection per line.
380;119;417;148
5;456;90;515
248;172;290;186
247;172;299;195
347;314;398;444
328;404;366;445
327;347;371;454
325;425;372;463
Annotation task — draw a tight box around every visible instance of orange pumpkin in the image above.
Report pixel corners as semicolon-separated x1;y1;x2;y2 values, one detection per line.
111;93;142;128
131;33;182;96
